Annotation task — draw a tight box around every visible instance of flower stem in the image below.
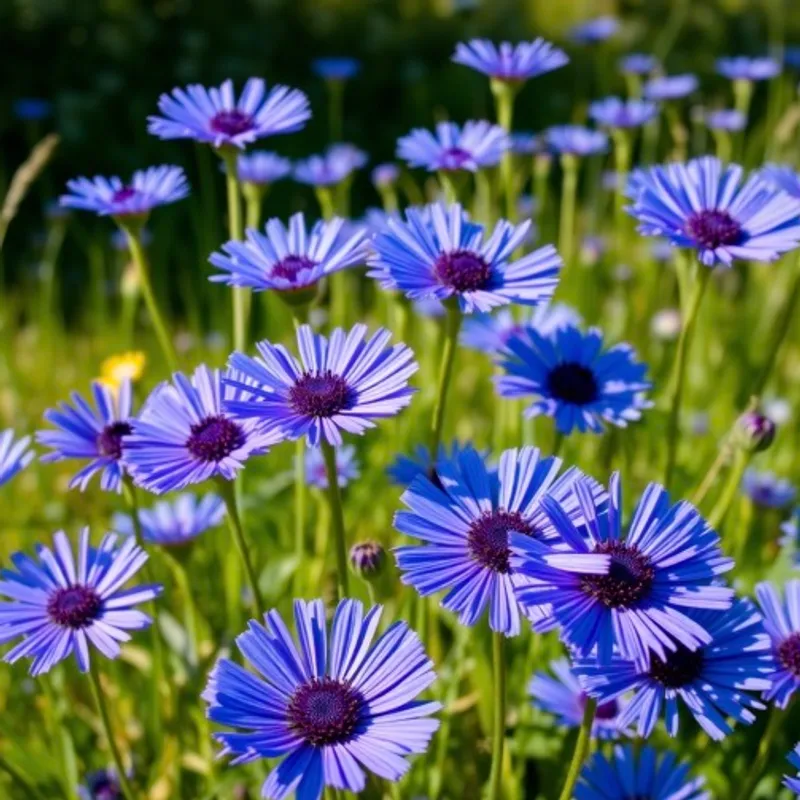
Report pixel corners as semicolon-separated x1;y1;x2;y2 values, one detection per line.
88;662;137;800
708;448;750;531
295;437;307;562
611;128;631;260
429;303;462;462
321;440;350;601
217;478;265;618
487;632;507;800
492;79;518;222
557;697;596;800
220;149;247;353
558;154;579;270
733;706;785;800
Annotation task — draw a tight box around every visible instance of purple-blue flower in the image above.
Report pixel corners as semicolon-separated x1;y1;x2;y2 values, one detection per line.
209;212;368;295
124;366;278;494
312;57;361;81
60;166;188;218
451;39;568;82
0;429;34;487
367;202;562;314
781;507;800;565
112;493;225;547
148;78;310;149
37;380;134;493
495;323;651;435
626;156;800;267
569;16;619;45
386;441;476;488
589;98;658;129
294;144;368;186
371;163;401;189
741;468;797;509
717;56;781;81
79;768;125;800
0;528;161;676
394;445;607;636
786;746;800;794
235;151;292;185
512;472;734;665
202;598;440;800
576;746;709;800
575;600;773;740
644;74;699;101
706;109;746;132
226;325;417;447
397;121;509;172
303;443;360;489
546;126;608;156
619;53;658;76
13;98;52;121
510;132;541;155
756;580;800;709
760;164;800;198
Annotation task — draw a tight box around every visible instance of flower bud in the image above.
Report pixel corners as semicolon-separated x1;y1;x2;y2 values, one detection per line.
349;541;385;581
734;410;776;453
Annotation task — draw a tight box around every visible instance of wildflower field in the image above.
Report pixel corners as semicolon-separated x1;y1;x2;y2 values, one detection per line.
4;1;800;798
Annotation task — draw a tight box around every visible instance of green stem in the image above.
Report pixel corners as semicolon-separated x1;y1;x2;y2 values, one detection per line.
708;448;750;531
295;437;307;563
315;187;337;221
492;79;518;221
487;632;507;800
558;698;597;800
733;706;785;800
220;149;247;353
691;441;732;507
733;79;754;123
217;478;265;618
429;304;462;461
167;554;200;669
0;752;48;800
321;440;350;601
612;129;631;261
558;155;579;269
40;220;67;334
712;129;732;165
88;663;137;800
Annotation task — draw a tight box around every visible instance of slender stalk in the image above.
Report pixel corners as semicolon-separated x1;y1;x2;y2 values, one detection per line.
429;303;462;461
712;129;732;165
487;632;507;800
733;79;754;122
558;154;579;269
167;554;200;669
217;478;265;618
611;128;631;262
40;219;67;334
708;448;750;531
88;663;137;800
0;752;48;800
692;441;732;507
321;440;350;601
492;79;518;221
558;698;597;800
295;437;307;562
533;154;551;234
733;706;785;800
121;223;177;372
220;149;247;353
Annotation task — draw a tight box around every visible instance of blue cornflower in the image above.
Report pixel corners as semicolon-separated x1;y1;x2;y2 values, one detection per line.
78;768;125;800
756;580;800;708
575;600;772;740
546;125;608;156
235;151;292;185
461;303;580;356
386;441;477;487
510;132;541;155
786;746;800;794
361;208;402;235
576;746;709;800
495;323;651;435
717;56;781;81
37;380;134;493
302;443;360;489
569;16;620;45
451;39;568;82
0;429;34;487
294;143;368;187
619;53;658;76
397;121;510;172
589;97;659;129
203;598;440;799
512;472;734;665
644;74;699;101
529;658;627;740
13;98;52;121
312;57;361;81
741;468;797;509
124;366;278;495
60;166;188;218
761;164;800;198
112;493;225;547
0;528;161;676
626;156;800;267
367;203;561;313
148;78;310;149
226;324;417;447
706;109;746;132
209;212;367;297
394;445;607;636
371;163;401;189
780;507;800;565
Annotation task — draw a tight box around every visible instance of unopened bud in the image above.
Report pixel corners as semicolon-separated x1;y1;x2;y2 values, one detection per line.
349;541;385;580
734;410;776;453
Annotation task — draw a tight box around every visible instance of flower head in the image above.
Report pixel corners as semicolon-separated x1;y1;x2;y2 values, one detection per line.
99;352;146;391
619;53;658;75
148;79;310;149
706;109;746;132
349;541;386;579
124;366;277;494
626;156;800;267
235;151;292;185
510;132;541;155
546;126;608;156
312;57;361;81
368;203;561;313
394;445;606;636
112;493;225;547
0;528;161;676
756;581;800;709
644;74;699;101
37;380;135;493
226;325;417;447
386;440;476;487
371;163;401;189
575;600;772;740
79;768;125;800
569;16;619;44
397;121;509;172
60;166;188;218
741;468;797;509
589;97;658;129
760;164;800;198
495;323;651;435
294;144;368;187
733;409;776;453
13;98;52;121
717;56;781;81
0;429;34;488
203;599;440;800
513;473;734;665
786;745;800;794
451;39;568;82
303;443;360;489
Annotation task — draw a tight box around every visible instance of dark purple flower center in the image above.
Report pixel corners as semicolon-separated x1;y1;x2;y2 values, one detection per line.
441;147;473;169
97;421;133;460
647;643;705;688
210;109;254;136
186;415;245;462
86;770;123;800
580;540;655;608
546;362;599;406
111;186;138;204
778;633;800;677
289;371;352;418
434;249;493;293
685;209;743;250
271;255;317;284
467;509;535;574
287;677;363;747
47;585;102;629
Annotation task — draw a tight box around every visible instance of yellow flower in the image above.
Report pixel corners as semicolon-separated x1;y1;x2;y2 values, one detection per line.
99;351;146;390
